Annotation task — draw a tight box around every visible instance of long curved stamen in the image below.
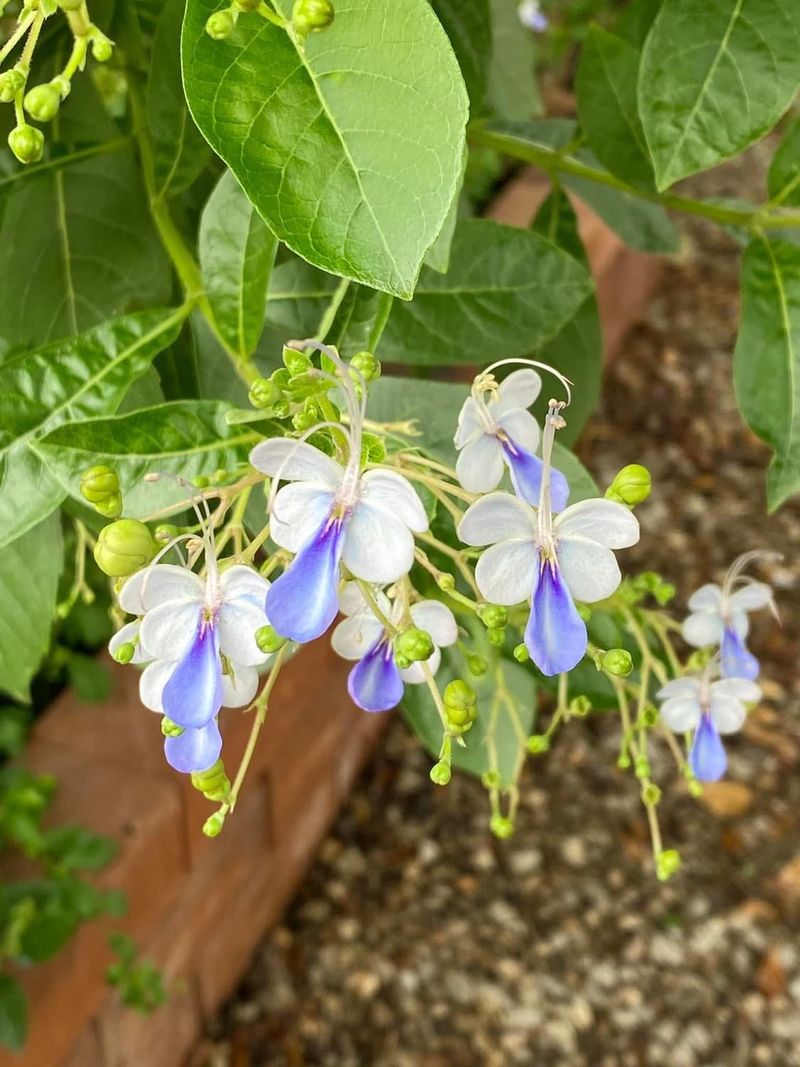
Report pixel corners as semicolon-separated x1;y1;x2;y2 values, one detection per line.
143;472;220;604
266;417;354;521
720;549;782;619
537;399;567;550
478;357;573;407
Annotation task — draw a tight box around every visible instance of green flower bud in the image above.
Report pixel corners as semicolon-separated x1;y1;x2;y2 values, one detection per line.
527;733;549;754
361;432;386;465
349;350;380;383
395;653;411;670
605;464;652;507
248;376;282;410
569;695;592;717
161;717;184;738
94;493;123;519
481;770;501;789
8;124;44;165
206;8;237;39
467;655;488;677
486;626;505;647
394;626;434;665
292;408;318;432
80;464;119;509
282;347;313;377
94;519;156;577
191;475;210;489
490;814;514;840
634;757;650;779
601;648;633;677
203;811;226;837
641;705;659;727
273;399;290;419
24;83;61;122
655;848;681;882
429;760;451;786
436;573;455;591
617;753;631;769
641;782;661;807
513;643;529;663
0;69;27;104
255;625;287;654
478;604;507;629
443;678;477;731
112;641;135;665
90;32;114;62
271;368;291;391
292;0;335;37
155;523;180;542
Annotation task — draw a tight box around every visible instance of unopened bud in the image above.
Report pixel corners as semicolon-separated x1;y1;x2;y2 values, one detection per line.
641;782;661;807
202;811;226;837
443;679;477;730
478;604;507;629
80;464;119;504
569;695;592;717
8;124;44;165
601;648;633;677
486;626;505;647
161;717;184;738
293;0;335;38
467;655;488;677
0;69;26;104
94;493;122;518
155;523;180;542
490;814;514;840
513;643;529;663
349;350;380;383
206;8;236;39
527;733;549;754
656;848;681;881
255;625;286;654
481;770;501;789
24;83;61;122
112;641;135;665
282;347;313;377
93;519;156;577
394;626;434;665
429;760;451;786
248;376;282;409
605;464;652;507
436;573;455;591
90;30;114;62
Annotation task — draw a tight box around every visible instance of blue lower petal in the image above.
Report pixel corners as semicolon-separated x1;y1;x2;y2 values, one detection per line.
162;617;223;729
347;637;404;712
502;438;569;512
720;626;759;680
690;714;727;781
164;719;222;774
266;515;345;643
524;555;587;675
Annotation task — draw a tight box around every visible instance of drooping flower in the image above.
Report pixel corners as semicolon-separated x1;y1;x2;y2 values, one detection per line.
455;365;570;511
682;553;776;680
331;583;457;712
458;401;639;676
519;0;548;32
657;676;761;782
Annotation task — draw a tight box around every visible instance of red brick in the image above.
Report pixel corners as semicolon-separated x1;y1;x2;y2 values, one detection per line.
97;978;202;1067
61;1022;105;1067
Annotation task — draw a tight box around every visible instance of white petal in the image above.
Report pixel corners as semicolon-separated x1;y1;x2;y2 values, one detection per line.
659;696;701;732
140;599;201;661
269;482;335;553
682;611;723;648
728;582;772;613
331;612;385;660
657;678;702;701
218;600;269;666
221;664;260;708
557;537;621;603
708;694;747;735
219;564;271;608
475;540;537;605
119;564;203;615
400;647;441;684
497;409;540;454
139;659;175;713
339;581;367;616
359;469;428;533
455;434;504;493
554;498;639;549
492;368;542;416
343;502;414;583
687;583;723;612
454;396;481;448
249;439;343;487
711;678;761;704
458;492;536;547
109;621;150;665
730;610;749;638
410;600;458;647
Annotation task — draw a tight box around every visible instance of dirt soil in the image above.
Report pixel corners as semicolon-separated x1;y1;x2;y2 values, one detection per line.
196;149;800;1067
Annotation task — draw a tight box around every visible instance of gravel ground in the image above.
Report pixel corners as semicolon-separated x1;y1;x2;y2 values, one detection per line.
196;150;800;1067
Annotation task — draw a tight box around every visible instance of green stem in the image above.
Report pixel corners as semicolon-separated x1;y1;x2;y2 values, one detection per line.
316;277;350;341
0;11;34;67
367;292;394;352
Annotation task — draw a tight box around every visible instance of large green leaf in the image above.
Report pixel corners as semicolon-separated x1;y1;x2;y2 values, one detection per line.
576;25;655;189
616;0;663;46
258;254;340;360
147;0;210;198
768;119;800;208
0;309;184;548
377;218;592;365
0;512;62;702
430;0;492;111
734;236;800;510
36;400;258;516
486;0;540;120
182;0;469;298
638;0;800;191
199;170;278;359
0;148;171;347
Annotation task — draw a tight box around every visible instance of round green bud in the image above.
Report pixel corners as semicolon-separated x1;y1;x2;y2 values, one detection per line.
206;8;236;39
271;368;292;391
273;399;290;419
112;641;135;665
191;760;226;789
429;760;451;786
527;733;550;754
292;408;318;433
395;653;411;670
394;626;434;665
361;432;386;465
0;69;27;104
486;626;505;648
282;347;313;377
349;350;380;383
161;717;184;738
94;519;156;577
490;814;514;840
634;757;651;780
617;753;631;769
155;523;180;542
255;625;287;655
80;464;119;504
94;493;123;519
481;770;501;789
478;604;508;629
8;124;44;165
24;83;61;123
655;848;681;882
293;0;335;37
436;573;455;592
569;695;592;717
248;376;282;410
605;464;652;507
202;811;226;838
513;643;529;663
641;782;661;807
90;33;114;62
443;679;476;715
467;655;488;677
191;475;210;489
601;648;633;677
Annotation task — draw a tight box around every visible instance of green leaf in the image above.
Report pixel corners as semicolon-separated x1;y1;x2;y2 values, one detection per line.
0;512;62;702
424;145;467;274
0;308;185;548
486;0;540;120
327;285;385;358
616;0;662;47
182;0;469;298
0;975;27;1052
44;826;117;872
734;236;800;510
768;119;800;208
0;148;172;347
36;400;258;516
576;25;655;189
430;0;492;111
378;218;592;365
147;0;210;198
199;170;278;360
259;254;340;361
638;0;800;190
